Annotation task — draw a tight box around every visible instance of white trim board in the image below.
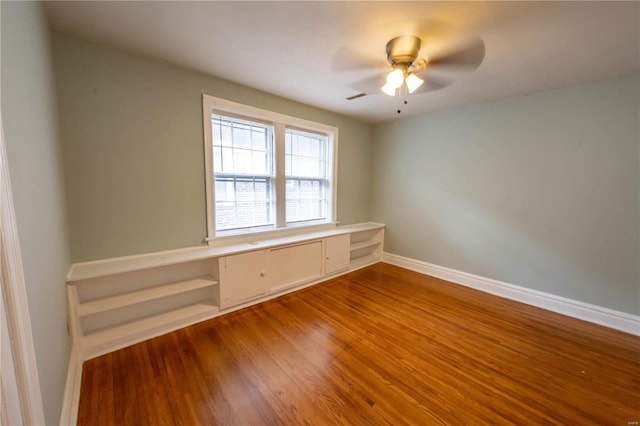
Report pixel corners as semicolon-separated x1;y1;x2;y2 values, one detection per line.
0;110;46;424
59;345;82;426
382;252;640;336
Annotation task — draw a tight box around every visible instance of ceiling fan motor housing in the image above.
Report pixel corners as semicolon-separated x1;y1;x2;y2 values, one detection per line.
386;35;422;66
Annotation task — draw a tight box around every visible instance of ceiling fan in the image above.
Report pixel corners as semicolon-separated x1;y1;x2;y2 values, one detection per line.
381;35;428;96
342;34;485;105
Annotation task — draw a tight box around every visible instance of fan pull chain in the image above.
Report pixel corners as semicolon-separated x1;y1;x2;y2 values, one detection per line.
396;84;409;114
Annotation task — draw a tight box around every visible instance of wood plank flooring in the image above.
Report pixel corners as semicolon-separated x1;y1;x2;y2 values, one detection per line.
77;263;640;425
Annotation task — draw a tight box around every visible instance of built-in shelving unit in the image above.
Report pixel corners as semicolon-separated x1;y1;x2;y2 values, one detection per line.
349;226;384;270
68;257;220;359
82;302;220;358
77;276;218;317
67;222;384;360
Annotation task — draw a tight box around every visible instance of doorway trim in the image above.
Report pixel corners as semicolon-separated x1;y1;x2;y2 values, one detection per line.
0;112;46;424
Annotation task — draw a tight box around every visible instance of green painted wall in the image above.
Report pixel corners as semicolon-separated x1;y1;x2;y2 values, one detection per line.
371;76;640;314
53;34;372;262
1;2;71;424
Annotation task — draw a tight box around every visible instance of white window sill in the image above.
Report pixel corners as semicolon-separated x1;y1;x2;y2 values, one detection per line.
206;221;339;248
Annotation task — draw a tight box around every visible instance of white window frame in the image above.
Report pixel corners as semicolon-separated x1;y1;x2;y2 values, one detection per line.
202;95;338;245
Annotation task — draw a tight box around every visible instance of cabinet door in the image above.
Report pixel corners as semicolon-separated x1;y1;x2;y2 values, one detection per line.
219;250;269;309
324;235;350;275
268;241;322;292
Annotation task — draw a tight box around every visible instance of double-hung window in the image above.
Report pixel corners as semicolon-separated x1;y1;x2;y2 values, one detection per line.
203;95;337;242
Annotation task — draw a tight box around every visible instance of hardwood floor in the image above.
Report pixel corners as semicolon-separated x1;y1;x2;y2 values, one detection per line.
77;263;640;425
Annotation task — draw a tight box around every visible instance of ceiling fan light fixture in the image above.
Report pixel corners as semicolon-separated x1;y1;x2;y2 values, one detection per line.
386;68;405;89
405;72;424;94
381;82;397;96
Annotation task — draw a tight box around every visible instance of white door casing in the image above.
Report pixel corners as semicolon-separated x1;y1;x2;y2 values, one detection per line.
0;111;46;425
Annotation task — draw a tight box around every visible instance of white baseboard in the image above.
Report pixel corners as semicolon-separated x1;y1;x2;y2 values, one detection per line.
382;252;640;336
59;345;82;426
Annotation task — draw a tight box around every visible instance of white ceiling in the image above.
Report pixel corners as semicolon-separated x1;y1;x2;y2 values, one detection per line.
44;1;640;123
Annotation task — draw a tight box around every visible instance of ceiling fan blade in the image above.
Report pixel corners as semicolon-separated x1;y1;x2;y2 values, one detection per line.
345;93;368;101
331;46;386;71
425;37;485;70
410;72;452;95
348;74;388;96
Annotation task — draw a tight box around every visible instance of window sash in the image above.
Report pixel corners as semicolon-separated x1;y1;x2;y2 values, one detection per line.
211;114;275;233
284;128;329;224
285;128;327;179
214;175;275;232
285;177;328;223
211;115;274;177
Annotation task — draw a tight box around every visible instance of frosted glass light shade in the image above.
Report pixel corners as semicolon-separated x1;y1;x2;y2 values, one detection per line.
381;83;396;96
386;69;405;89
406;73;424;94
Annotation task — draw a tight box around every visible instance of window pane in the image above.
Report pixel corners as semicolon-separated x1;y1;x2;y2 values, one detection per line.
212;121;232;147
215;180;234;202
233;149;252;174
212;114;275;232
285;178;325;222
285;134;292;176
215;177;274;231
221;147;233;174
213;146;222;172
252;151;267;175
252;129;267;151
310;139;320;157
233;124;252;149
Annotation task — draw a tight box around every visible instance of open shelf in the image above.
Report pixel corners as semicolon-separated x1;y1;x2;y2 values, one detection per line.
350;239;380;252
349;254;381;271
83;302;220;359
77;276;218;317
348;226;384;270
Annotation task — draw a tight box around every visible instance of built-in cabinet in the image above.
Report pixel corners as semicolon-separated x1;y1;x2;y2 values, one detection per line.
266;241;323;293
219;249;269;309
67;222;384;360
324;234;350;275
219;240;325;309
